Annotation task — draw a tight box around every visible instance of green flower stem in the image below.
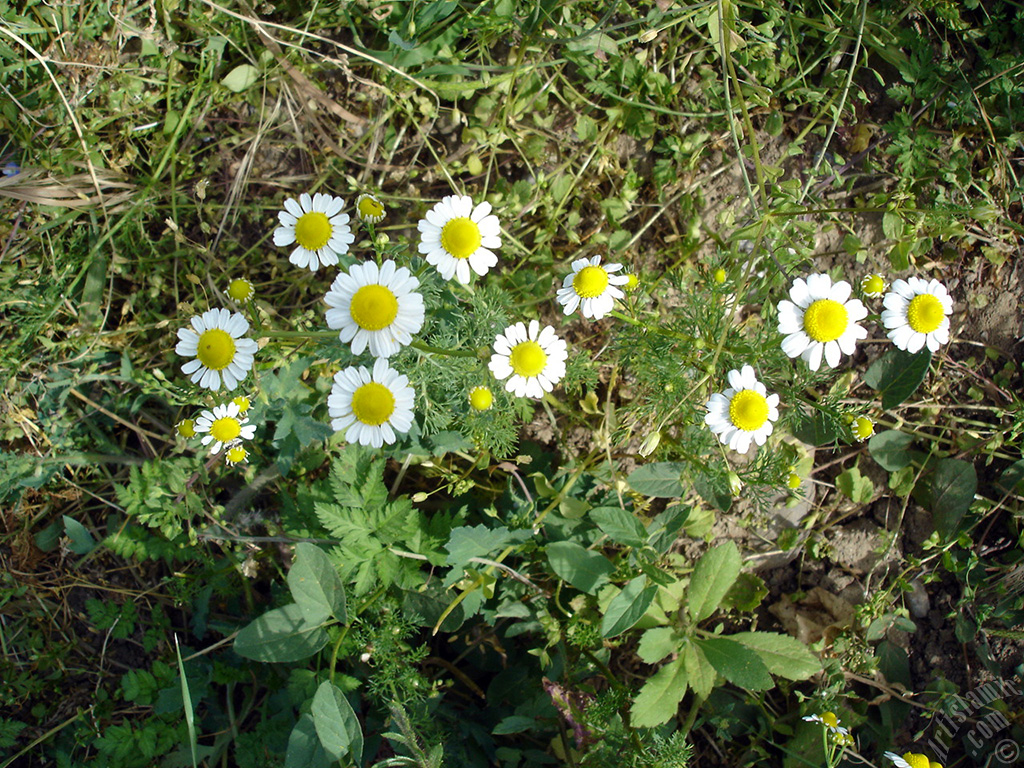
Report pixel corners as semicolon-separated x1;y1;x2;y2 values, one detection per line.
411;340;481;358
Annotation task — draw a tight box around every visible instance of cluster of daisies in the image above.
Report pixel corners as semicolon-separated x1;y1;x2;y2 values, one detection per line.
173;190;636;457
705;272;953;455
804;711;946;767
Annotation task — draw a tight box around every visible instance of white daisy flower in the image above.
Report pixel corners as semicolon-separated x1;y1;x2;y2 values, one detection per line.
802;712;849;737
884;752;940;768
273;192;354;272
880;277;953;354
328;358;415;448
356;193;386;224
417;194;500;284
224;444;249;466
324;259;425;359
194;401;256;455
176;308;259;391
860;273;887;298
556;255;629;319
227;277;254;302
777;273;868;371
488;320;568;399
704;365;780;454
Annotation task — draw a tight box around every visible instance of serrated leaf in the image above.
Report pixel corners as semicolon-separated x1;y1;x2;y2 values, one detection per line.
695;636;773;690
630;657;688;728
627;462;687;497
682;640;716;699
445;525;513;566
923;458;977;540
637;627;679;664
590;507;647;548
601;576;657;638
312;681;363;764
721;572;767;612
221;64;260;92
546;541;614;595
286;714;331;768
688;541;741;623
234;604;329;663
730;632;821;680
868;430;915;471
836;466;874;503
288;543;347;625
863;347;931;410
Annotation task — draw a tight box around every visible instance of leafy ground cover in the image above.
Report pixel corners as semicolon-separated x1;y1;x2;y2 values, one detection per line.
2;0;1024;766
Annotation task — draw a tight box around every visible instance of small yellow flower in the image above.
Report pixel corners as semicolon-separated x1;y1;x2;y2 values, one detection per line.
232;395;251;414
624;272;640;292
885;752;943;768
227;278;254;302
469;386;493;411
356;193;386;224
787;472;801;490
713;268;727;284
852;416;874;441
860;273;887;298
225;444;249;466
176;419;196;438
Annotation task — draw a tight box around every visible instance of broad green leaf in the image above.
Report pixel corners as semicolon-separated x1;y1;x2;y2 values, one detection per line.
630;657;688;728
288;543;348;625
445;525;513;567
997;459;1024;493
234;604;329;663
647;506;690;554
601;576;657;638
863;348;931;410
730;632;820;680
923;458;977;540
492;715;537;735
311;681;363;764
682;640;716;699
637;627;679;664
868;430;915;471
627;462;687;497
63;515;97;555
590;507;647;548
221;64;260;92
695;636;773;690
688;541;741;623
721;572;768;612
790;410;842;446
546;541;614;595
286;714;331;768
692;471;732;511
836;466;874;503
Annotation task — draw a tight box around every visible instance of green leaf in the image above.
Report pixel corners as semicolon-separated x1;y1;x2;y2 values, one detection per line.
234;604;329;663
63;515;97;555
688;541;741;623
721;572;767;612
637;627;679;664
863;347;931;410
730;632;821;680
692;470;732;511
221;64;260;92
590;507;647;548
682;640;716;699
997;459;1024;493
695;636;773;690
836;466;874;503
492;715;537;735
286;714;331;768
311;681;363;764
630;657;688;728
790;410;843;446
923;458;977;540
601;576;657;638
868;430;915;471
288;543;348;625
546;541;614;595
627;462;687;497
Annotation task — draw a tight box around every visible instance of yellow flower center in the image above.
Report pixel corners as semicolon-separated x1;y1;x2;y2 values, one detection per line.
232;396;251;414
294;211;333;251
225;445;248;464
787;473;801;489
350;284;399;330
729;390;769;432
196;328;236;371
440;217;482;260
903;754;932;768
713;268;727;284
210;417;242;444
573;265;610;298
509;341;548;378
821;712;839;729
803;299;848;343
228;278;253;301
862;275;885;295
469;386;493;411
358;196;385;220
907;294;944;333
351;382;396;426
852;416;874;441
625;273;639;292
176;419;196;438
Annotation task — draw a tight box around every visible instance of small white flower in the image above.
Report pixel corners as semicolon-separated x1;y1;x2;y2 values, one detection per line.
556;255;629;319
273;192;354;272
324;259;425;358
884;753;912;768
704;365;780;454
175;308;259;391
328;358;415;448
488;320;568;399
777;273;868;371
880;277;953;353
803;712;849;737
417;194;500;284
224;444;249;466
195;401;257;455
356;193;385;224
860;273;887;298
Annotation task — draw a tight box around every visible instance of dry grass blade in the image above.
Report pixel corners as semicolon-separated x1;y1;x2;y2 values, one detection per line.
0;169;134;209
